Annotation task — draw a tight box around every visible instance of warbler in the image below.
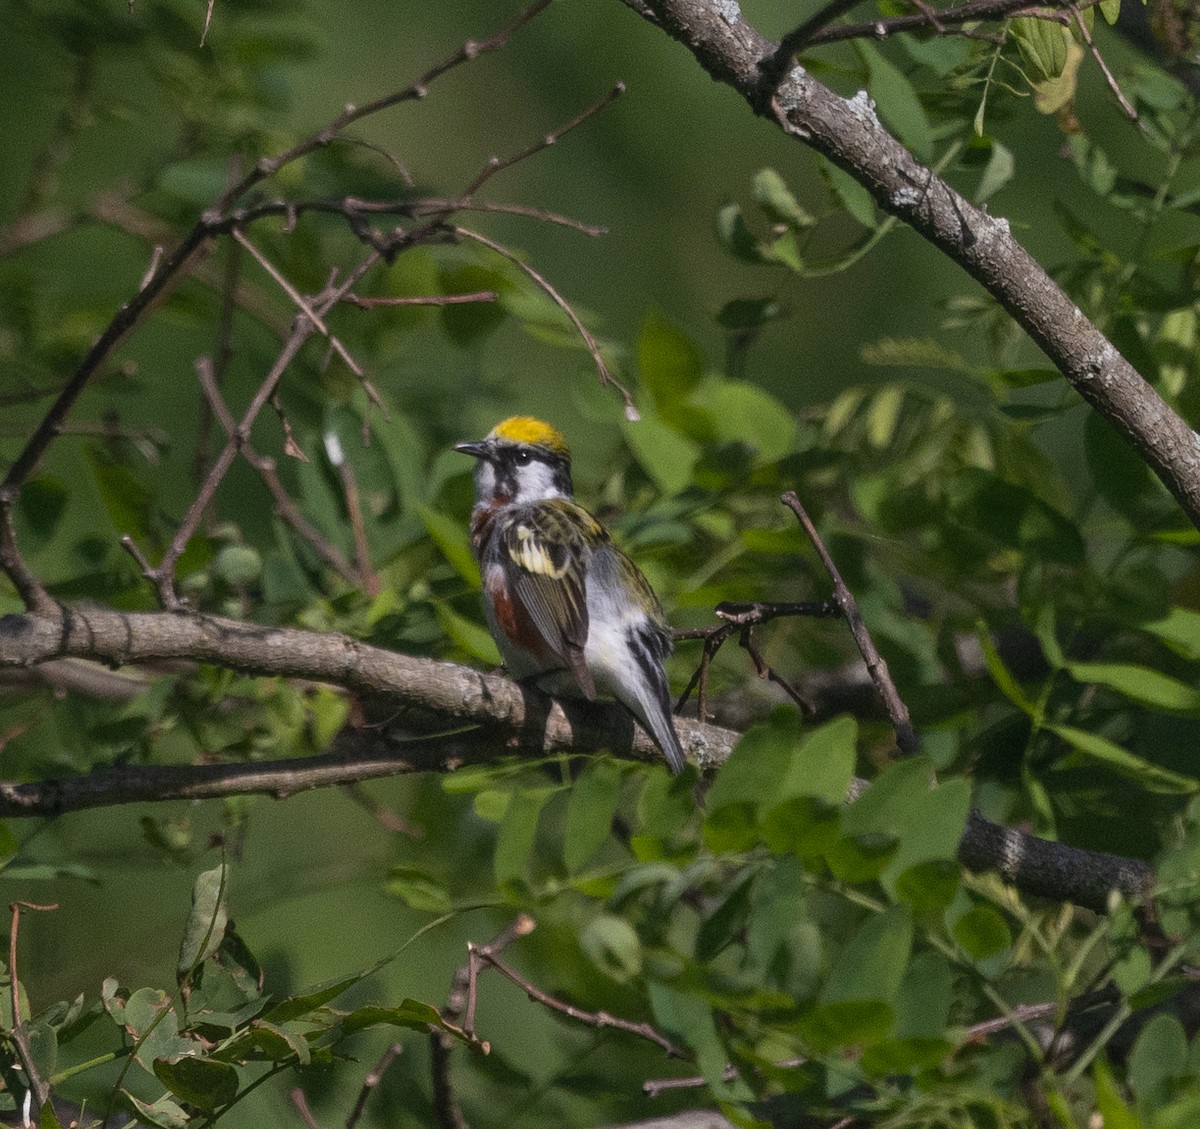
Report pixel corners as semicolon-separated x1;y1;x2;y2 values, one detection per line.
456;417;687;774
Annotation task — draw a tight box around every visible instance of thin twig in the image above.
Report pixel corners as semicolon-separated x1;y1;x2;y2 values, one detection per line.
473;950;686;1058
0;0;556;612
760;0;868;91
433;916;535;1129
290;1089;324;1129
324;431;380;597
674;600;839;721
451;225;639;420
195;357;359;586
212;0;558;213
780;492;918;756
346;1043;402;1129
1070;5;1139;123
805;0;1090;46
8;901;59;1118
194;240;241;501
231;227;364;377
345;291;498;308
461;83;626;201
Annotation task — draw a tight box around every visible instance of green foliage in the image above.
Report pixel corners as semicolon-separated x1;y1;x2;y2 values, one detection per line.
6;0;1200;1126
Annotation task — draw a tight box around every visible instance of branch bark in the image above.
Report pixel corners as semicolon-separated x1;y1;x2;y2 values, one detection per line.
0;609;1154;912
619;0;1200;530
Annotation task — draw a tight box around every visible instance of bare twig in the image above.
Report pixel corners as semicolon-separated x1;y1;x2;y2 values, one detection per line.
450;225;640;421
290;1089;324;1129
797;0;1094;48
433;917;534;1129
195;357;359;586
1071;5;1139;123
194;241;242;500
0;0;557;612
780;493;918;756
347;1043;403;1129
461;82;626;201
8;902;59;1118
211;0;558;214
144;260;380;608
324;432;380;597
674;599;839;721
345;290;498;308
472;949;685;1057
231;227;364;378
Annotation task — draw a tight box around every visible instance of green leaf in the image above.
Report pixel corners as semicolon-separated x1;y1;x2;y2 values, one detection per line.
1143;607;1200;660
178;863;229;978
696;867;757;961
800;999;894;1052
859;43;933;160
564;760;623;873
1129;1013;1187;1109
1066;662;1200;712
1049;724;1199;793
419;505;481;588
580;914;642;981
342;999;471;1042
262;959;390;1023
1011;16;1067;78
18;477;68;549
702;380;796;462
386;866;453;913
752;168;816;229
715;202;768;264
715;297;785;331
976;139;1015;203
1093;1055;1140;1129
893;952;953;1038
1099;0;1120;23
87;450;154;540
435;604;501;664
122;1092;190;1129
622;415;700;495
213;545;262;587
438;264;507;346
822;161;877;229
1033;39;1085;114
494;788;552;885
638;312;705;405
154;1056;239;1113
822;906;912;1004
951;904;1012;960
977;625;1036;715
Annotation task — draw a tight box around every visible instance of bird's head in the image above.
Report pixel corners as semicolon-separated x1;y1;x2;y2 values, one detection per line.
455;416;574;505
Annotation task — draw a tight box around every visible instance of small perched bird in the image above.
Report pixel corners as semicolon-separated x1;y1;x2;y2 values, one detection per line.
456;416;686;774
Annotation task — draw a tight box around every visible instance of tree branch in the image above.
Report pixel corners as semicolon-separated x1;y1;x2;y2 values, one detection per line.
0;608;1155;912
621;0;1200;532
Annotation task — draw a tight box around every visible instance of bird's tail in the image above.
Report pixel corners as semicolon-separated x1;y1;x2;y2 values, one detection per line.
623;635;687;774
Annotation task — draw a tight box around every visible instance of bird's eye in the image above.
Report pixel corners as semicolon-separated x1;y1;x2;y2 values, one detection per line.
514;450;533;466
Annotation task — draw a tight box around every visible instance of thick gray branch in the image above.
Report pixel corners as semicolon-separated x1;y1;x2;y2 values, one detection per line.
622;0;1200;529
0;609;1153;911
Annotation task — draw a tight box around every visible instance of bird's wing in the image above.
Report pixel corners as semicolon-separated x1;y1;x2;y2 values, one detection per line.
499;501;599;698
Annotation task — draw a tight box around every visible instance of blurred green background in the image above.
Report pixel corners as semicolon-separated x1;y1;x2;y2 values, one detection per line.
0;0;1182;1124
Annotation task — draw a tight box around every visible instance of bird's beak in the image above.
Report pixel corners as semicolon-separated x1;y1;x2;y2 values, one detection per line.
454;440;491;461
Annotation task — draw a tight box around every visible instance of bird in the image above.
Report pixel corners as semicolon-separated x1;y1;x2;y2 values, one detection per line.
455;416;687;774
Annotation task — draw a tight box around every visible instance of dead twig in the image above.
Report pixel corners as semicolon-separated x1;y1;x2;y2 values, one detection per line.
471;947;685;1058
451;225;640;421
347;1043;403;1129
433;917;536;1129
675;599;839;722
780;492;918;756
7;901;59;1119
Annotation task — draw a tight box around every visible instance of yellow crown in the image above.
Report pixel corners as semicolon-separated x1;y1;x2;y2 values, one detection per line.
488;416;570;454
